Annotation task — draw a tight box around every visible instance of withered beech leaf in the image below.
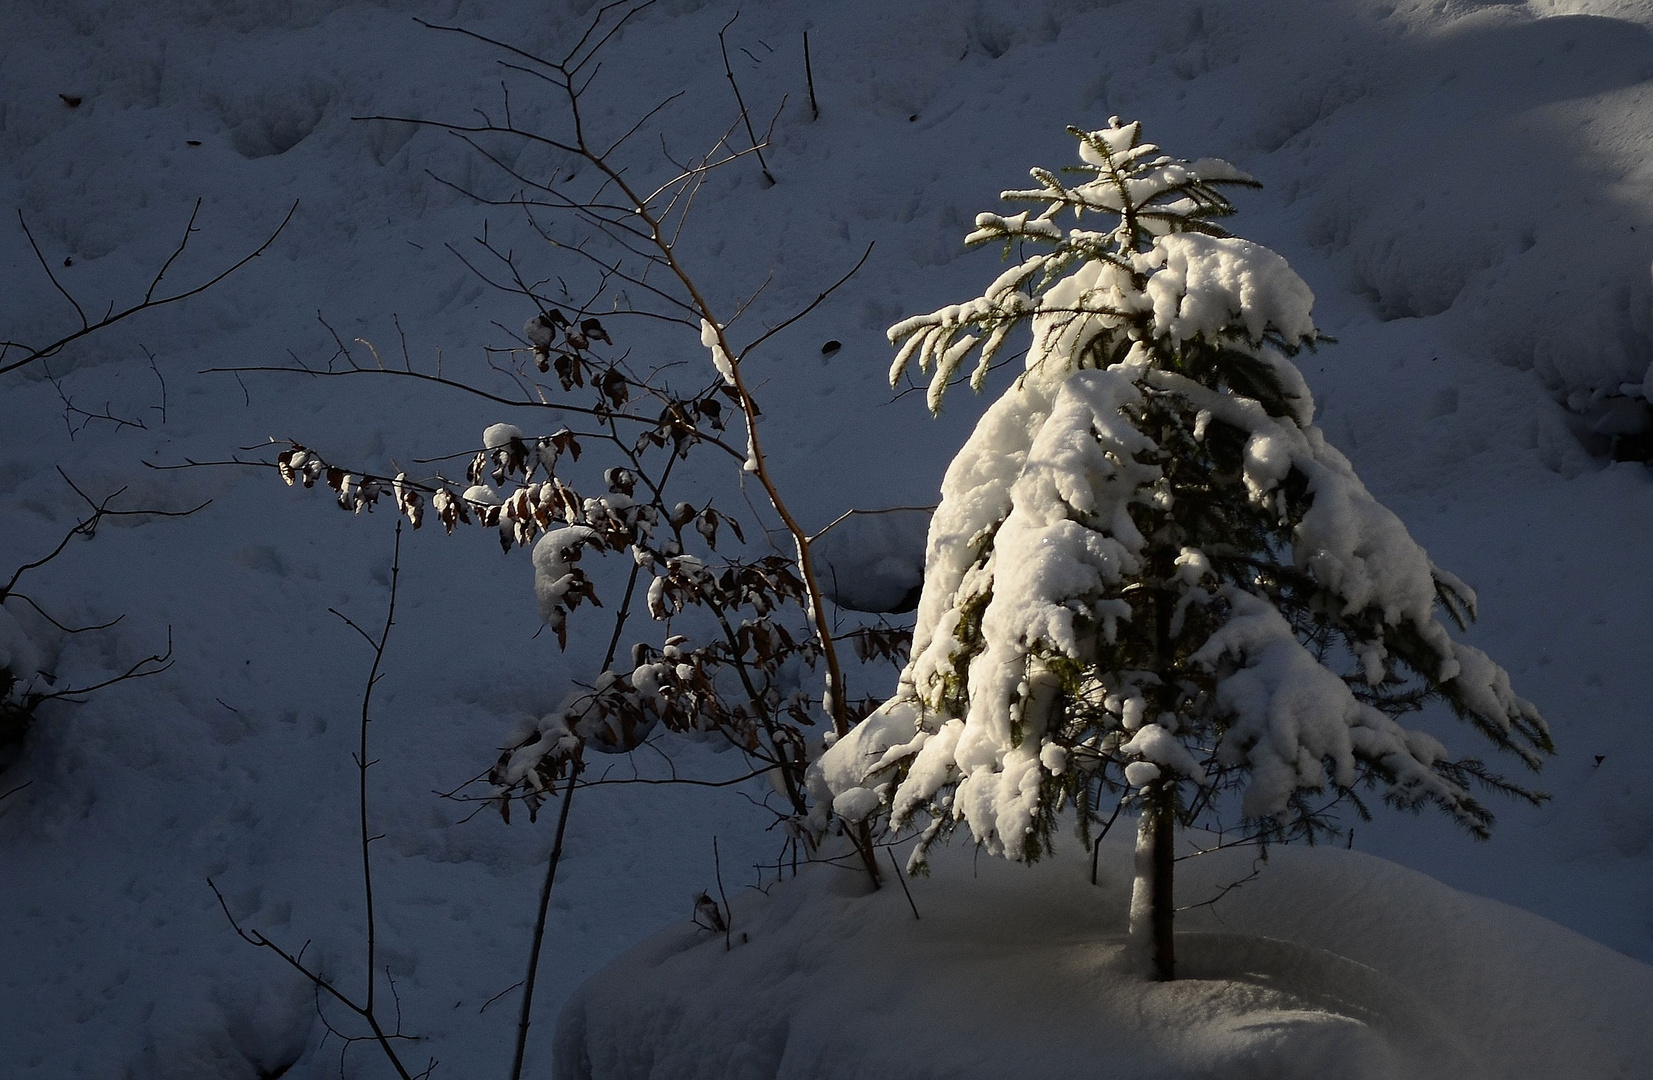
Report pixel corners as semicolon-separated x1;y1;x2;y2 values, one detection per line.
555;351;584;391
598;369;629;407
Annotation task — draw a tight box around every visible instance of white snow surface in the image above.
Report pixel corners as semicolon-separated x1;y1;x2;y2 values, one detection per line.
0;603;45;687
810;507;930;613
4;0;1653;1076
555;836;1653;1080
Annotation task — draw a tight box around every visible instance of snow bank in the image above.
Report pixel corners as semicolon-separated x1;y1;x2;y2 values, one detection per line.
554;836;1653;1080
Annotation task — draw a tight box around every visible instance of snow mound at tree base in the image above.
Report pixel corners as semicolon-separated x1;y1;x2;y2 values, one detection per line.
553;834;1652;1080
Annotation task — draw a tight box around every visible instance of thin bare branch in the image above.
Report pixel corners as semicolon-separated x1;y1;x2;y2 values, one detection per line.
4;593;123;635
351;524;402;1015
479;981;523;1015
564;0;657;74
807;503;937;543
144;198;203;303
202;363;639;422
351;111;579;157
207;879;421;1080
735;242;874;361
602;90;685;160
888;848;920;919
803;31;819;120
509;762;579;1080
718;12;775;185
32;628;173;703
327;607;379;650
411;19;562;74
2;201;297;378
713;836;733;950
17;210;87;327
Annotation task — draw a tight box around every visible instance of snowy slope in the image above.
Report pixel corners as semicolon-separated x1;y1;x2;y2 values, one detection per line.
3;0;1653;1077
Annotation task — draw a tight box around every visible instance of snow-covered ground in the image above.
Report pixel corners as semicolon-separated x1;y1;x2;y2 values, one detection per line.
559;837;1653;1080
3;0;1652;1076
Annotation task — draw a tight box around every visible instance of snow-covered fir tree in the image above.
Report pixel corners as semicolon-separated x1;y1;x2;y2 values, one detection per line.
811;120;1553;981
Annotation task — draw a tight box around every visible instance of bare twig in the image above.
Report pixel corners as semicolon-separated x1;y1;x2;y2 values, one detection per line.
351;522;403;1016
2;593;121;635
718;13;775;185
143;346;168;424
888;847;920;920
31;628;173;703
207;525;423;1080
46;364;148;439
509;761;580;1080
1075;785;1132;886
208;879;425;1080
713;835;733;951
1;475;204;713
807;504;936;544
1;201;298;377
734;243;873;362
1175;860;1263;915
803;32;819;120
479;980;524;1015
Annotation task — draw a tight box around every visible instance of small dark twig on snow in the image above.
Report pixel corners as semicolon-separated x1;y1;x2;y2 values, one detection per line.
719;13;775;185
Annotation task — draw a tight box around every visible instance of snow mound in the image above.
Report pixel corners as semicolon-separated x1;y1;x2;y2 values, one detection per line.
554;836;1652;1080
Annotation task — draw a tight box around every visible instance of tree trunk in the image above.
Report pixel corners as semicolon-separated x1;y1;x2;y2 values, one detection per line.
1128;779;1176;981
1138;533;1178;980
